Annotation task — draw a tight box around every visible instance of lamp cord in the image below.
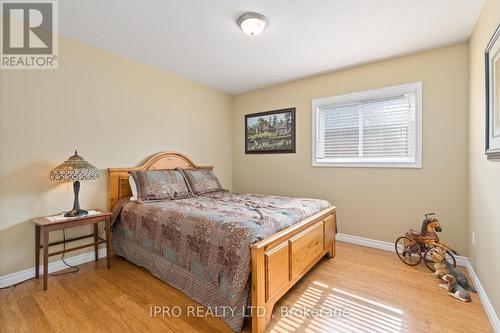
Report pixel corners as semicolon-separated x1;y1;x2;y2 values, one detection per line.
0;230;79;290
50;229;80;276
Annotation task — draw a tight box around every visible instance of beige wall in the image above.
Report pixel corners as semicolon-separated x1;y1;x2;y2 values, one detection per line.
469;0;500;319
233;43;470;254
0;22;485;303
0;37;233;276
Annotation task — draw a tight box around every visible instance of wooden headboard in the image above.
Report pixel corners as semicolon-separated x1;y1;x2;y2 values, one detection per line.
108;151;213;210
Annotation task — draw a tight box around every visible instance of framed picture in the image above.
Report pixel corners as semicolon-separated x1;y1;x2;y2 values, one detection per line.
245;108;296;154
485;24;500;158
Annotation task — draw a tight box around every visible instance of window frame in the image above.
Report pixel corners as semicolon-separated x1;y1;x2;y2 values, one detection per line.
312;82;422;168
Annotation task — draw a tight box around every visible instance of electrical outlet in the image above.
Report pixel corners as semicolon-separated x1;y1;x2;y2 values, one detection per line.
472;231;476;246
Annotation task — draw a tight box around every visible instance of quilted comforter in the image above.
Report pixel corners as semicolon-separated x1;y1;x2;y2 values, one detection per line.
111;191;330;331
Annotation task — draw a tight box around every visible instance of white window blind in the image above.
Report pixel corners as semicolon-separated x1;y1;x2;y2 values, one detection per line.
313;83;422;168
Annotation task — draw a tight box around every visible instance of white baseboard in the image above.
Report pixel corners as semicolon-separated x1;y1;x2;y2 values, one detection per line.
464;260;500;332
336;232;499;332
0;248;107;288
336;232;394;252
336;232;468;266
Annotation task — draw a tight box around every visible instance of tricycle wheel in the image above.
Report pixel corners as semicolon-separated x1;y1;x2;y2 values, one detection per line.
423;246;457;271
395;236;422;266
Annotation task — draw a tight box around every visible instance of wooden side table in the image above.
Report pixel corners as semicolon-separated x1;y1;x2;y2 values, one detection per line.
32;211;112;290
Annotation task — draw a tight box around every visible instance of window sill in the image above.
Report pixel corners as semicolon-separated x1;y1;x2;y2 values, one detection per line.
312;162;422;169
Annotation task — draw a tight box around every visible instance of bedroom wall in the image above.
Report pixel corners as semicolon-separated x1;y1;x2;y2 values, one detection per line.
0;37;233;276
468;0;500;319
233;43;470;255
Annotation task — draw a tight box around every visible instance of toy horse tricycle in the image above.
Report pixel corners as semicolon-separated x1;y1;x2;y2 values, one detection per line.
395;213;458;271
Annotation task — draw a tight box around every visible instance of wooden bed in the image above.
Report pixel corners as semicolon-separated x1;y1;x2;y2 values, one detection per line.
108;151;336;333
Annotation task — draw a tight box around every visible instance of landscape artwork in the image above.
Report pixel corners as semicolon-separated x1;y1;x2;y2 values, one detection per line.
245;108;296;154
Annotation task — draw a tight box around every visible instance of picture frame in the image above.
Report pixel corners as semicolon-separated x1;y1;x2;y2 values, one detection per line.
245;108;296;154
485;24;500;158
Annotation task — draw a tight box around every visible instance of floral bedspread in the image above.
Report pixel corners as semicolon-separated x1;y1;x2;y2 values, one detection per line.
112;191;330;331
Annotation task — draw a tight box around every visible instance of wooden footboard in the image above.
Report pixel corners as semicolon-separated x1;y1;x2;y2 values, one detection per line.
250;207;336;333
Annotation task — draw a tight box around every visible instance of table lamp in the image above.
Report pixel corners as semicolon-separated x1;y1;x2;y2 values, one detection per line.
49;150;99;217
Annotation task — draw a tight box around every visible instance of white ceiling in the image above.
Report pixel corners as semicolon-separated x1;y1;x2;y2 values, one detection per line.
59;0;484;94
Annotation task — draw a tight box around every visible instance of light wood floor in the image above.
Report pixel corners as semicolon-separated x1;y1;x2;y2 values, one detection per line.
0;242;492;333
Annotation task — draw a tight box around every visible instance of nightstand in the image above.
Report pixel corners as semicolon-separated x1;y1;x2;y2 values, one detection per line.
32;211;112;290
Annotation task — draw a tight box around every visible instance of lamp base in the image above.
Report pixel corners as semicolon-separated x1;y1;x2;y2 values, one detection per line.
64;209;88;217
65;181;87;217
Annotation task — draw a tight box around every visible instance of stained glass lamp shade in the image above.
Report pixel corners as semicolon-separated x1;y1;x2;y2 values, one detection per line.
49;150;99;217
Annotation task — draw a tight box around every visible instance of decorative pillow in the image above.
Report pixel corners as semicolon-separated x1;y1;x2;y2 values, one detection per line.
129;170;190;201
179;168;224;195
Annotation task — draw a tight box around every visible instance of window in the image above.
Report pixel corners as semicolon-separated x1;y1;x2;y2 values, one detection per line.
312;83;422;168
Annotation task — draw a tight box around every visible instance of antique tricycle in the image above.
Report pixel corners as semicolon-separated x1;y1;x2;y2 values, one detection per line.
395;213;458;271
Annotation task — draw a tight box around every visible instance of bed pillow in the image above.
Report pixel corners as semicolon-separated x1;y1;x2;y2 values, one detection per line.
179;168;224;195
129;170;190;201
128;175;138;201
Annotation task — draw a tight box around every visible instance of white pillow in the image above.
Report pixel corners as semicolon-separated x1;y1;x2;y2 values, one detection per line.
129;175;138;201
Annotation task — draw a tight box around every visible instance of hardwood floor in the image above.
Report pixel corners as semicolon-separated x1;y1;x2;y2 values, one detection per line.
0;242;492;333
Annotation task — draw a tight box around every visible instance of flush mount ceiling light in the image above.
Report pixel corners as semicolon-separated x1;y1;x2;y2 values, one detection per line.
237;12;268;36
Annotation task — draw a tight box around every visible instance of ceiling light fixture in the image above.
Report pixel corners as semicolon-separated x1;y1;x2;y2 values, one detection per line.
237;12;268;36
